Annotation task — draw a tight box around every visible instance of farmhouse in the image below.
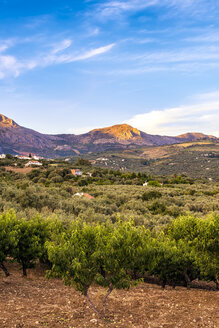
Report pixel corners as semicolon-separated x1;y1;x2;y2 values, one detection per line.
16;156;30;160
74;192;94;200
25;161;42;167
71;169;83;176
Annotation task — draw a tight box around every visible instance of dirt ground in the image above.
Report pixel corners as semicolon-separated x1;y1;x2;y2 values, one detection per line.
5;167;39;174
0;263;218;328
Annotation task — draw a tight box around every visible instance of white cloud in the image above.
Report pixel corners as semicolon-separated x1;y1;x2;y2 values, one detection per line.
96;0;197;18
43;43;115;65
0;54;21;78
185;33;219;43
125;93;219;137
52;39;72;54
71;43;115;61
134;46;219;64
103;44;219;75
0;41;115;79
0;44;8;53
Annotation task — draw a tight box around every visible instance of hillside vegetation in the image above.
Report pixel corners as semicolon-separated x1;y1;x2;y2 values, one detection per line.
83;140;219;178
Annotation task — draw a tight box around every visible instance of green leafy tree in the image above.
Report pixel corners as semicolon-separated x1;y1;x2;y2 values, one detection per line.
12;216;50;276
47;221;105;315
167;215;219;288
0;210;18;276
47;220;149;317
149;237;199;289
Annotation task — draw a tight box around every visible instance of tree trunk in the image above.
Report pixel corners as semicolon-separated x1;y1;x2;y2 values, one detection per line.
184;270;191;289
84;289;101;317
103;283;113;316
216;275;219;290
22;264;27;277
162;278;166;289
0;262;10;277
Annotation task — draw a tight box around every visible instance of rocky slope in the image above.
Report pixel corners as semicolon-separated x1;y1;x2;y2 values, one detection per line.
0;114;217;157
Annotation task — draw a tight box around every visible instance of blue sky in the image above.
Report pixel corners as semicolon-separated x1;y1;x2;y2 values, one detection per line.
0;0;219;136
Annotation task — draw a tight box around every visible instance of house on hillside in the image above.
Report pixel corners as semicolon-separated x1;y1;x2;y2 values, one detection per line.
25;161;42;167
32;155;42;160
71;169;83;176
0;154;6;159
74;192;94;200
17;156;30;160
143;181;148;186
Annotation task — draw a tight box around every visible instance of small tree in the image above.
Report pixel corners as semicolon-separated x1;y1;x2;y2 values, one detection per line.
0;210;18;276
167;215;219;287
149;237;199;289
47;221;105;315
47;220;148;317
12;216;50;276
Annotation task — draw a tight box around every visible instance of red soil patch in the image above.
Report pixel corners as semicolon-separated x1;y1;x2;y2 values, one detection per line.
0;263;218;328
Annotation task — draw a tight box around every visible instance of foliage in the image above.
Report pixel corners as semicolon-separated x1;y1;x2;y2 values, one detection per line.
0;209;218;316
0;210;18;276
12;216;51;276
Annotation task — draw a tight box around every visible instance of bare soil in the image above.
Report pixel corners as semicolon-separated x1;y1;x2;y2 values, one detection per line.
5;167;39;174
0;263;218;328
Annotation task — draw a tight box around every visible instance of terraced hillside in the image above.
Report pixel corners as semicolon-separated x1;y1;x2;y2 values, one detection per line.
84;140;219;179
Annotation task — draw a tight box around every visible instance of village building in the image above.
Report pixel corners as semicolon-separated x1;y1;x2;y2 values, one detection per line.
74;192;94;200
71;169;83;176
25;161;42;167
17;156;31;160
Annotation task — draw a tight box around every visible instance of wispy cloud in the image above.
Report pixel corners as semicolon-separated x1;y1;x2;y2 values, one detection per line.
0;54;21;78
131;45;219;65
44;43;115;65
71;43;115;61
125;92;219;137
0;45;8;53
0;40;115;79
94;0;198;19
185;32;219;43
51;39;72;54
101;43;219;75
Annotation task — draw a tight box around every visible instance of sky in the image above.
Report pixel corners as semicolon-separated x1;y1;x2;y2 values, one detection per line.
0;0;219;137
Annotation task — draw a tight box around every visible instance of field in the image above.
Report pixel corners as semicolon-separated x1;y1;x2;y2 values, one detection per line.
5;166;38;174
0;156;218;328
0;263;218;328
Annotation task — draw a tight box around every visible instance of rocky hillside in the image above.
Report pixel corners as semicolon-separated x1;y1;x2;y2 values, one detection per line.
0;114;217;157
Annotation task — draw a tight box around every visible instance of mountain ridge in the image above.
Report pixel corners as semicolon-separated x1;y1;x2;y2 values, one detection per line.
0;114;217;157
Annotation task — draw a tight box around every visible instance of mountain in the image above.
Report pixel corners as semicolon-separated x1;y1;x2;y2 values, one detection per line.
177;132;217;140
0;114;217;157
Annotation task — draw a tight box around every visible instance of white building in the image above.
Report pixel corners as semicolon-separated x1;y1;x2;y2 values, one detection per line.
25;161;42;167
71;169;83;176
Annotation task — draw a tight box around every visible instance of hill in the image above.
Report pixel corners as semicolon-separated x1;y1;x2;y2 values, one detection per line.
0;114;217;157
84;140;219;179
